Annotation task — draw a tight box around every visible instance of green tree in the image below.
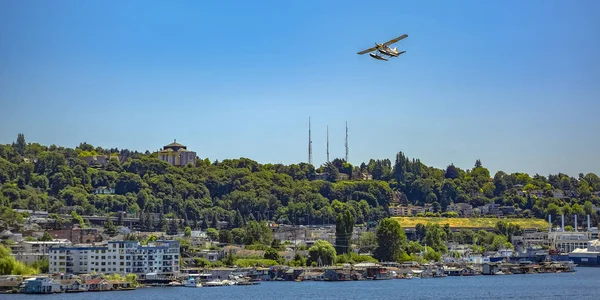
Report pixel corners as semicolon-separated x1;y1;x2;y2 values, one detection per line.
0;245;38;275
103;219;117;236
358;231;378;254
289;253;307;267
71;211;86;228
445;164;459;179
158;213;167;232
30;258;49;273
374;218;407;262
322;161;340;182
423;246;441;262
263;247;281;261
206;228;219;241
335;206;355;254
0;208;23;230
424;223;447;253
39;231;53;241
168;218;179;235
14;134;26;156
194;257;211;267
184;226;192;237
244;221;272;245
219;230;233;243
308;240;336;266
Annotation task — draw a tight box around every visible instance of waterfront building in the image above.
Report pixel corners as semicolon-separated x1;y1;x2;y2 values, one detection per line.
550;232;595;253
157;140;196;166
48;240;180;276
11;240;72;265
569;239;600;266
512;225;598;253
23;277;61;294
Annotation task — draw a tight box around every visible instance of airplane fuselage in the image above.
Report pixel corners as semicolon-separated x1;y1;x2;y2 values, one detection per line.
376;45;406;57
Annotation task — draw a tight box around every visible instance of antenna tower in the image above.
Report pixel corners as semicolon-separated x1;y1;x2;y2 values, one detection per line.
326;125;330;162
345;121;348;162
308;117;313;165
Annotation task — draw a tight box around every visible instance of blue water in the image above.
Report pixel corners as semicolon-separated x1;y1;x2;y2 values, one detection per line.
8;268;600;300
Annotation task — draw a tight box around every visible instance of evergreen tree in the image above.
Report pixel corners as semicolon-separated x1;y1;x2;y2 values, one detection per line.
168;218;178;235
14;133;26;156
145;213;153;231
139;213;146;231
374;218;407;262
117;212;124;226
211;215;219;229
335;206;355;255
39;231;53;241
158;213;167;232
445;164;460;179
104;219;117;236
234;210;245;227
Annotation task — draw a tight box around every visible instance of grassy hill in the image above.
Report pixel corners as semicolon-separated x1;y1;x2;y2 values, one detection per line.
393;217;549;230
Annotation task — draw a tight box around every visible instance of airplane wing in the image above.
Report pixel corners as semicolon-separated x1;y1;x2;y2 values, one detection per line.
357;46;377;55
383;34;408;46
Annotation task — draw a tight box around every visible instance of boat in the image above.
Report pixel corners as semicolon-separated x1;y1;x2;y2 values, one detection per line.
203;279;227;287
184;278;202;288
168;281;183;287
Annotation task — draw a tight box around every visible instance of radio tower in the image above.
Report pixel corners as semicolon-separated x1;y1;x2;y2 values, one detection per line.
326;125;330;162
345;121;349;162
308;117;313;165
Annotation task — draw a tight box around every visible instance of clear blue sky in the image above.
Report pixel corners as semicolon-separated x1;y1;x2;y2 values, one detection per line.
1;0;599;176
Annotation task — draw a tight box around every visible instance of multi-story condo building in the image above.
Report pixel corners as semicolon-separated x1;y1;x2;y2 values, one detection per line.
48;240;180;276
11;240;72;264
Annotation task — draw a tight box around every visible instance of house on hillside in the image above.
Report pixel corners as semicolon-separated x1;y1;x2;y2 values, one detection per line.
157;140;196;166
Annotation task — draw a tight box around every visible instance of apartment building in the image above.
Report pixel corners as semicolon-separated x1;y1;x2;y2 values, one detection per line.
48;240;180;276
11;240;72;264
447;203;473;217
388;205;425;216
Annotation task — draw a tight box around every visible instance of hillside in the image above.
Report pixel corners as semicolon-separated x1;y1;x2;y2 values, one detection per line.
1;134;599;231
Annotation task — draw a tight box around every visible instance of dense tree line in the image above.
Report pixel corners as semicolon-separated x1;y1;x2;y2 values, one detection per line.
1;134;599;232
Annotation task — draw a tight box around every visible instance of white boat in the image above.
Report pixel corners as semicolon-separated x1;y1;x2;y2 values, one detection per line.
184;278;202;288
203;279;225;287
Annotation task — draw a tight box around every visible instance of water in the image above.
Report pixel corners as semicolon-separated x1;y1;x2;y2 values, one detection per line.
8;268;600;300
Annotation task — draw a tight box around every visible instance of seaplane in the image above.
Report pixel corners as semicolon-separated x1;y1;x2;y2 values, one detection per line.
357;34;408;61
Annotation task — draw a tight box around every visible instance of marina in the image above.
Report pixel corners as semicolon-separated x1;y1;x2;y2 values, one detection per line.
0;259;577;295
3;267;600;300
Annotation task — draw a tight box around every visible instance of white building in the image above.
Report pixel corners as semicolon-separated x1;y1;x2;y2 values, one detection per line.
550;232;596;253
11;240;72;264
512;229;597;253
48;240;180;276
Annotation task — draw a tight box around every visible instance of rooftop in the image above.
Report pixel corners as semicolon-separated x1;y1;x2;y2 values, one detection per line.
164;139;186;149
